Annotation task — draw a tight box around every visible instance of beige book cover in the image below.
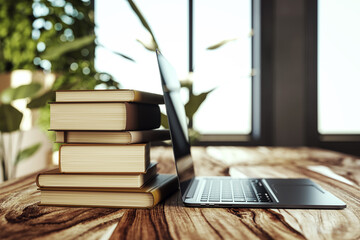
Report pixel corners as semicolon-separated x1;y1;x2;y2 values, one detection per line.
59;143;150;173
36;163;157;188
39;174;179;208
50;102;160;131
55;89;164;104
54;130;170;144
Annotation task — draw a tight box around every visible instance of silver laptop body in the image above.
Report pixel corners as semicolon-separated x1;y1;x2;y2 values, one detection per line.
156;50;346;209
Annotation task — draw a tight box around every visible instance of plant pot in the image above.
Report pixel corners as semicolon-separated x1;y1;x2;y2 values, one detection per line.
0;70;55;182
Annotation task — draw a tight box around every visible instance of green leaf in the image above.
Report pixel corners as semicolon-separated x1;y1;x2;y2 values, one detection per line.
97;43;135;62
27;90;54;109
15;142;41;165
127;0;159;50
0;88;14;103
0;104;23;132
110;50;135;62
188;128;201;144
13;83;42;99
161;112;169;129
41;35;96;60
136;39;156;52
0;83;42;103
185;89;215;120
206;38;238;50
180;80;193;89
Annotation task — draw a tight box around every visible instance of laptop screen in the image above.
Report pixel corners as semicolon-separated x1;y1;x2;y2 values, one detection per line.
156;50;195;195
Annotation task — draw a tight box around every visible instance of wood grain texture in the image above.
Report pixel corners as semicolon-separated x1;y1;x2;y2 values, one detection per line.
1;147;359;240
0;171;125;240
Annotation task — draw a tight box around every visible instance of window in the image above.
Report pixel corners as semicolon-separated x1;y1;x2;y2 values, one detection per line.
192;0;252;134
318;0;360;134
306;0;360;155
95;0;252;139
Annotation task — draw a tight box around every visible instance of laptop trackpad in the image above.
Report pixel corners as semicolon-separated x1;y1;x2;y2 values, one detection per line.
271;182;325;204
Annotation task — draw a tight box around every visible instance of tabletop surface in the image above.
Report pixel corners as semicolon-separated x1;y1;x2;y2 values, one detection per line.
0;146;359;240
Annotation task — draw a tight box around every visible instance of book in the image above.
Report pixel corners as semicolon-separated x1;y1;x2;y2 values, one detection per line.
36;163;157;188
55;89;164;104
55;130;170;144
59;143;150;173
39;174;179;208
50;102;160;131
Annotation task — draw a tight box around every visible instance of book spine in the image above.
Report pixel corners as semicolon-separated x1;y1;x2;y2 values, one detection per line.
150;176;179;206
58;146;63;172
35;173;41;187
133;91;165;104
129;130;170;143
145;143;150;171
55;131;66;143
125;103;161;130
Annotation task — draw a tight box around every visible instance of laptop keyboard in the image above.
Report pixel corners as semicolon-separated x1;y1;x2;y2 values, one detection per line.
200;179;272;203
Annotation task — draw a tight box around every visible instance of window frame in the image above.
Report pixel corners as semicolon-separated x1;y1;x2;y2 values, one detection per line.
305;0;360;156
192;0;275;146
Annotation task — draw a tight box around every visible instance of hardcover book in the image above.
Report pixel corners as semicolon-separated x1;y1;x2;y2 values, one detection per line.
55;130;170;144
50;102;160;131
55;89;164;104
39;174;179;208
59;143;150;173
36;163;157;188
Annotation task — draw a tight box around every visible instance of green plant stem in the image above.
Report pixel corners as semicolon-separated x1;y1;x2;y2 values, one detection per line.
11;131;23;179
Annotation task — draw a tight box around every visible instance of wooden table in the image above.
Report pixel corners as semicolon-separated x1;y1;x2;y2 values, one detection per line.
1;147;359;240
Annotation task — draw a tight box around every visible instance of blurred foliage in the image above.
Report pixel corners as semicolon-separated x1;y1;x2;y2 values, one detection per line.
0;0;122;101
0;83;42;132
41;35;96;61
0;104;23;133
15;142;41;165
207;38;238;50
160;113;169;129
27;90;54;109
185;88;215;121
1;83;41;103
34;0;115;89
207;30;253;50
0;1;37;71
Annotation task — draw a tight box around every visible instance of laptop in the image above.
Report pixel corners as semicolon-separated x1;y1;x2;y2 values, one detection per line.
156;50;346;209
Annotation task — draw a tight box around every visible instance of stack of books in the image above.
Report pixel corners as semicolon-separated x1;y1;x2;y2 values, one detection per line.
37;89;178;208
